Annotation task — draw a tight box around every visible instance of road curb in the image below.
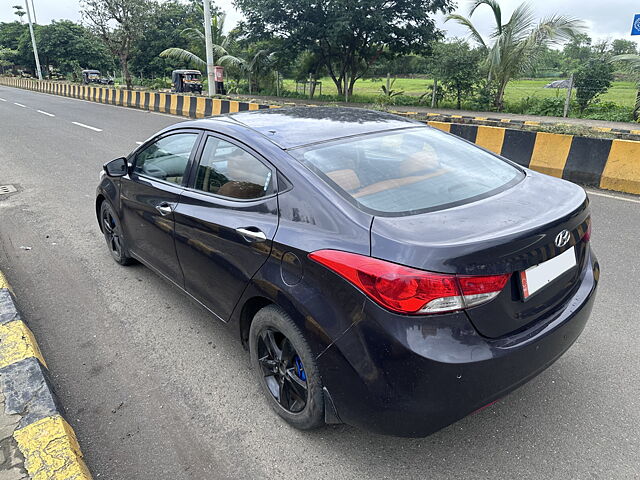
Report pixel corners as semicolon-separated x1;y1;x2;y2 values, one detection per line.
0;271;92;479
390;110;640;141
0;76;278;118
425;121;640;195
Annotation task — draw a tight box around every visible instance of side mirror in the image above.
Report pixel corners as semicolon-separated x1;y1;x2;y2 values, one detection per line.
104;157;128;177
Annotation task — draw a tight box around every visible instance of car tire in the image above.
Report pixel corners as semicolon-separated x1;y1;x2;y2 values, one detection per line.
100;201;135;266
249;305;325;430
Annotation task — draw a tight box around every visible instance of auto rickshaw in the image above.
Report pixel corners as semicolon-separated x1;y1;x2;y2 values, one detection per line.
171;69;203;94
82;69;113;85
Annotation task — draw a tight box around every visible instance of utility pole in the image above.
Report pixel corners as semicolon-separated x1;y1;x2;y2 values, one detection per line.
24;0;42;80
563;73;574;118
30;0;37;24
202;0;216;95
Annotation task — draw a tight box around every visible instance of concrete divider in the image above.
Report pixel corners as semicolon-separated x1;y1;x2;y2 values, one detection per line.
0;76;276;118
0;270;92;479
428;121;640;195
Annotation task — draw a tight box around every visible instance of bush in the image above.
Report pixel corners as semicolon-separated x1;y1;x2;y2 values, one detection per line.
581;101;634;122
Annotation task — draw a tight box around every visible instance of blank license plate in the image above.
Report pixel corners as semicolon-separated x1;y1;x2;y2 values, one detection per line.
520;247;576;299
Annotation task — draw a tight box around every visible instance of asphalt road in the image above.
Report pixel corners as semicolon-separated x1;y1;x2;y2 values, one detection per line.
0;86;638;480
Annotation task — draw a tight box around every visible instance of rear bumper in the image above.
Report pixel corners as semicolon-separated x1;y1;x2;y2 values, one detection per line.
318;249;599;437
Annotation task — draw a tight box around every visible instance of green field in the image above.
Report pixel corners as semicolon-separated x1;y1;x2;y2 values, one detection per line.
282;77;638;108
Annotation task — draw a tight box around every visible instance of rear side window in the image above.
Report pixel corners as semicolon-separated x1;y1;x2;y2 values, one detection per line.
194;137;273;200
134;133;198;185
296;127;523;215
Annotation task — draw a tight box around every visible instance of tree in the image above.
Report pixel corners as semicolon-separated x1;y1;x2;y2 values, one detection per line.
81;0;150;89
132;0;209;78
27;21;113;77
448;0;583;110
12;5;26;23
235;0;454;96
159;12;233;72
611;39;637;57
574;58;614;113
431;40;481;109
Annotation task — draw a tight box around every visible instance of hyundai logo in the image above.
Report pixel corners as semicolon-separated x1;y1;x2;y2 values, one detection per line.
555;230;571;248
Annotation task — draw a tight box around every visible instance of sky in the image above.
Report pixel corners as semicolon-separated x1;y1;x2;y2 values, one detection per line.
1;0;639;49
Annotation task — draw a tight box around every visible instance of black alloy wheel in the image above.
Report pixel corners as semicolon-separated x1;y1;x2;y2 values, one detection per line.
257;328;308;413
100;202;134;266
249;305;324;430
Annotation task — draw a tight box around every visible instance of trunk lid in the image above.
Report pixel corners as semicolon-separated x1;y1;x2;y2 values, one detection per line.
370;171;590;338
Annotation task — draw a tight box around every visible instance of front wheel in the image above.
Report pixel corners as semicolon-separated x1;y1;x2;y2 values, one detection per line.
249;305;324;430
100;201;134;266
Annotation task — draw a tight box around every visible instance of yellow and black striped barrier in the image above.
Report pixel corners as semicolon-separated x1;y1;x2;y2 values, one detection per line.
0;270;92;479
0;76;277;118
428;121;640;195
395;110;640;140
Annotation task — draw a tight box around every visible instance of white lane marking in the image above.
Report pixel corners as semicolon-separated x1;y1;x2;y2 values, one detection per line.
37;110;55;117
72;121;102;132
136;141;143;145
587;189;640;204
0;98;6;102
14;102;26;108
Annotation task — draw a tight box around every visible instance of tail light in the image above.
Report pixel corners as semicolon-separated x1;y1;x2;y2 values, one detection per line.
309;250;510;315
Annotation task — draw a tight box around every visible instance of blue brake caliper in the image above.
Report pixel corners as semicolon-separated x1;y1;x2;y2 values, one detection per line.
294;355;307;381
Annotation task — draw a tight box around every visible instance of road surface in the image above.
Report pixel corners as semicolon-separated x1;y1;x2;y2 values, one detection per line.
0;85;638;479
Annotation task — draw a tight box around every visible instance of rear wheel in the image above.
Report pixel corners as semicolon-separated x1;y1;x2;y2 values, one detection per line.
249;305;324;430
100;201;134;266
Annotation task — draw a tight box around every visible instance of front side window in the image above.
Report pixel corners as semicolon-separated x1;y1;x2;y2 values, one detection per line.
134;133;198;185
296;127;523;215
194;137;273;200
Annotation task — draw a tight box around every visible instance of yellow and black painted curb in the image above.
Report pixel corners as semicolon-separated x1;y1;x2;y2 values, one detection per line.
392;110;640;141
427;121;640;195
0;76;279;118
0;270;92;479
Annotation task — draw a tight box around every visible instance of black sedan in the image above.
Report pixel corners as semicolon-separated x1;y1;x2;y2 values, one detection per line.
96;107;598;437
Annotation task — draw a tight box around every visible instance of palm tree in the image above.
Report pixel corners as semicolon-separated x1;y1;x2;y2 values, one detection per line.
612;54;640;120
220;50;276;94
159;14;240;72
447;0;583;110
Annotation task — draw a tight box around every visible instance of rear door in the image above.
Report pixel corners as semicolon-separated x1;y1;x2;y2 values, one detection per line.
173;133;279;321
120;130;200;283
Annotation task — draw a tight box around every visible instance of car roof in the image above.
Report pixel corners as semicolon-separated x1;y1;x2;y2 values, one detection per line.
82;70;100;73
173;69;201;74
195;107;421;149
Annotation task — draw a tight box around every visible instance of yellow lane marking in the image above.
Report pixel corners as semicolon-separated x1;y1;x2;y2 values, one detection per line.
14;415;92;480
600;139;640;195
0;320;46;369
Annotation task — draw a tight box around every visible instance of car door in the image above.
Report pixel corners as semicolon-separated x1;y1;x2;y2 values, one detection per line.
120;130;201;284
173;133;279;321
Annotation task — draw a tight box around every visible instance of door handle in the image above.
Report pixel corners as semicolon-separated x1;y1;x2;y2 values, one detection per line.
155;202;175;216
236;227;267;243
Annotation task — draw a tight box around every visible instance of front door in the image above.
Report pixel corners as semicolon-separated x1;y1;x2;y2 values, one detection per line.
174;134;279;320
120;131;200;284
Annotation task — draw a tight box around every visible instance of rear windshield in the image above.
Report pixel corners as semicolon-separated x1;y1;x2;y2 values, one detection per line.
296;127;523;215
